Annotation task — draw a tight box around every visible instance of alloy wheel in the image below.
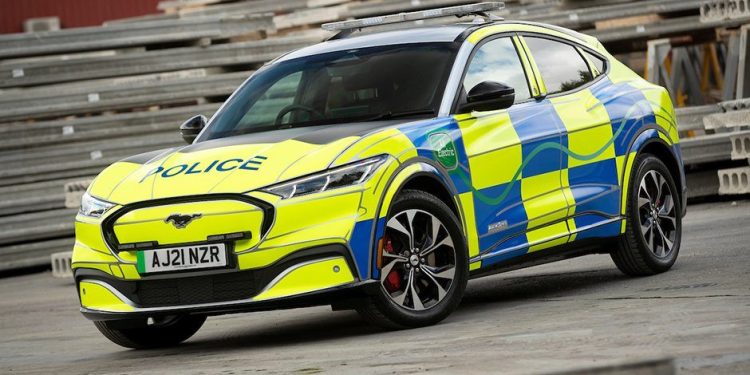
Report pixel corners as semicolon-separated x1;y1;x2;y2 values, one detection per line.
637;170;677;258
379;209;457;311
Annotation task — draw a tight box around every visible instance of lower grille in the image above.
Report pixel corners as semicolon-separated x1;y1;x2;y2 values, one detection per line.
114;271;257;308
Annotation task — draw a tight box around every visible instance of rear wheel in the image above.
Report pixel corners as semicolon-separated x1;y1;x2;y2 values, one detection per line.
611;154;681;276
94;315;205;349
356;189;468;329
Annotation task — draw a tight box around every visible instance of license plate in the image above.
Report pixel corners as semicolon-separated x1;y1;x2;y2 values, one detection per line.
136;243;227;274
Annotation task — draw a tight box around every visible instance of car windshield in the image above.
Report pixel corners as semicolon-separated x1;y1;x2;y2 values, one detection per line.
199;43;456;141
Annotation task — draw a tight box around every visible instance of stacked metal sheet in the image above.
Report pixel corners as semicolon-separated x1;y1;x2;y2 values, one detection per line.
0;0;742;273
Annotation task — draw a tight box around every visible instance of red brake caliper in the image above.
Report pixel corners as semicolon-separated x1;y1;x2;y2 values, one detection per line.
382;235;402;292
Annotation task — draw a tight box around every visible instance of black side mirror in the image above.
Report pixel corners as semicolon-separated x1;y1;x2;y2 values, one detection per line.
458;81;515;113
180;115;207;144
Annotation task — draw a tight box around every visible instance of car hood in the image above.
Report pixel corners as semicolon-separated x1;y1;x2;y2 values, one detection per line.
92;120;404;204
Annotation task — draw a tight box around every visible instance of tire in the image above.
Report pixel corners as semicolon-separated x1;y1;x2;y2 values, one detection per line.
611;154;682;276
94;315;206;349
356;189;468;329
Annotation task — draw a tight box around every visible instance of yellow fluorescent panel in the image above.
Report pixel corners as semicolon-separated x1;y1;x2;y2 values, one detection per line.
71;262;112;275
458;192;480;258
335;128;415;164
79;281;133;312
521;172;568;226
551;90;615;168
616;155;627;185
253;257;354;301
458;112;522;190
279;136;359;179
72;242;116;264
105;141;326;202
378;163;422;218
459;112;518;156
638;86;678;143
619;152;638;216
112;200;263;246
238;238;347;270
567;125;616;168
527;221;569;253
468;146;522;190
560;169;577;217
116;200;258;223
606;57;644;84
88;162;141;200
521;171;561;200
75;221;115;254
517;36;547;95
270;191;361;239
114;204;264;246
514;36;542;97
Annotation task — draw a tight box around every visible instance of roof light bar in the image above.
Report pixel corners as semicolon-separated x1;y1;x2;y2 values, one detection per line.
321;2;505;32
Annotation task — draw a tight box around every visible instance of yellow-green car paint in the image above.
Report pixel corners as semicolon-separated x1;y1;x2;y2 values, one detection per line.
73;22;685;317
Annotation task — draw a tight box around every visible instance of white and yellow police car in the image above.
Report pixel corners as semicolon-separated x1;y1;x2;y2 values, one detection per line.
73;3;686;348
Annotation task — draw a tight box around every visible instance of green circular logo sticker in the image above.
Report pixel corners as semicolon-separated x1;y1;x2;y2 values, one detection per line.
429;133;458;170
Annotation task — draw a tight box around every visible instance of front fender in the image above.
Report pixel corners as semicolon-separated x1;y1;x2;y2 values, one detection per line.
367;159;458;279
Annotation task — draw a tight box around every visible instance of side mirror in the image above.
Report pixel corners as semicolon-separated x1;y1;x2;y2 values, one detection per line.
458;81;515;113
180;115;207;144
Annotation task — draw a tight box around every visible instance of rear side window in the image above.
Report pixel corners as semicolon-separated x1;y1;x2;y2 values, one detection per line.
524;37;594;95
582;49;606;76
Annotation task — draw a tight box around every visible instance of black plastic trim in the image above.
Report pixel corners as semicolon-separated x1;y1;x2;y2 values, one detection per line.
101;194;275;253
469;237;612;279
81;280;376;322
76;244;361;320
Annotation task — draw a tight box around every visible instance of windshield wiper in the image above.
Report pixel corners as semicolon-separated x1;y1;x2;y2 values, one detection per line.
363;109;436;122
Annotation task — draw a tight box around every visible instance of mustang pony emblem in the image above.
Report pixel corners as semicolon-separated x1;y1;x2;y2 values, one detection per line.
165;213;202;229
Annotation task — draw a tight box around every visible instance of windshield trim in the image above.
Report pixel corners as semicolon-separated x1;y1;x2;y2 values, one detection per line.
195;42;460;143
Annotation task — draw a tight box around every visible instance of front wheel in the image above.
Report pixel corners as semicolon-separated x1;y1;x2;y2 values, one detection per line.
611;154;682;276
94;315;206;349
356;189;468;329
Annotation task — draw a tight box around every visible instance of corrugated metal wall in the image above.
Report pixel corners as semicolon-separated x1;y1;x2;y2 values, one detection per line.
0;0;161;34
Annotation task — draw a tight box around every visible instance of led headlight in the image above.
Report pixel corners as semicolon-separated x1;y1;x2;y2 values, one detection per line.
79;192;115;218
262;155;388;199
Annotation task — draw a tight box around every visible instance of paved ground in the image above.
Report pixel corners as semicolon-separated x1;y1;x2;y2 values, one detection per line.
0;201;748;374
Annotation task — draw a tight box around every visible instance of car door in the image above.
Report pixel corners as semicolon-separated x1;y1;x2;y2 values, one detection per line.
455;35;571;266
521;35;621;242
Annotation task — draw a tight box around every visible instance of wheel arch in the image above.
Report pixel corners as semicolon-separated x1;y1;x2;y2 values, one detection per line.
621;128;685;221
398;174;460;218
370;158;463;279
639;140;683;201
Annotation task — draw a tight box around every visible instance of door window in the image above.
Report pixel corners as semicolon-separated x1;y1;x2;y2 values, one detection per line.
524;37;594;95
463;37;531;103
581;49;607;76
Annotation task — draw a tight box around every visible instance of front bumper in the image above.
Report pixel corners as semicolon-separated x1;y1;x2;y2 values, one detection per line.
73;168;391;319
76;244;369;321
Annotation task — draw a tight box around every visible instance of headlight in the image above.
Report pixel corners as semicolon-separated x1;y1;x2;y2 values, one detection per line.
79;192;115;218
262;155;388;199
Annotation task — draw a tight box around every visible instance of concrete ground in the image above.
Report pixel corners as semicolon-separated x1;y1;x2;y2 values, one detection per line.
0;201;748;374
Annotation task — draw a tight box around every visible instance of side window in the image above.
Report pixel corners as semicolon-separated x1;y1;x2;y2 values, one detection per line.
582;49;606;76
463;37;531;103
524;37;594;95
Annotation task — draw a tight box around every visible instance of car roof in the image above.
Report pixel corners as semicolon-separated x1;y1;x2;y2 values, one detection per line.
277;25;473;62
275;21;596;63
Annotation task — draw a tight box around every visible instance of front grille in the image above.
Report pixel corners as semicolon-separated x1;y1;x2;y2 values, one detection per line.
114;271;258;308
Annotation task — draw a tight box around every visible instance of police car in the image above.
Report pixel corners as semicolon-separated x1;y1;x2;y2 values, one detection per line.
73;2;686;348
